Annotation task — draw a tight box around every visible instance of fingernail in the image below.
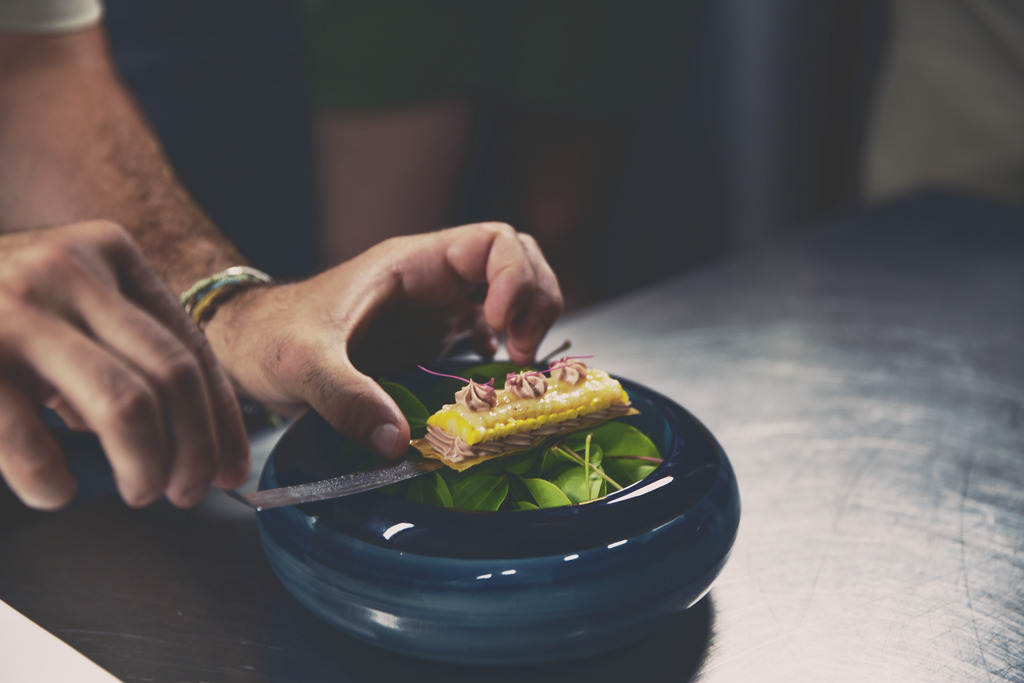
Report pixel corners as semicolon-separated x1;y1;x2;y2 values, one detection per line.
508;339;535;363
371;423;401;458
178;483;209;508
127;487;163;508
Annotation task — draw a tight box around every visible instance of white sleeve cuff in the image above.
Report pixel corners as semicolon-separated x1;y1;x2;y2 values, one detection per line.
0;0;103;33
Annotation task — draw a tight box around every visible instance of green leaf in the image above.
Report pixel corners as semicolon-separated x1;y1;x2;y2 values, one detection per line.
335;437;376;471
406;472;453;508
522;478;572;509
379;380;429;434
602;457;658;488
514;500;541;511
596;422;662;488
540;446;577;474
377;481;404;496
451;475;509;511
552;467;587;504
505;472;533;504
369;373;664;511
499;450;539;475
552;466;604;504
437;458;504;489
561;437;604;468
581;422;660;460
465;458;505;478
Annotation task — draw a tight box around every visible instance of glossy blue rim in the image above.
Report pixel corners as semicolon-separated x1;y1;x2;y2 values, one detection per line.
260;364;734;560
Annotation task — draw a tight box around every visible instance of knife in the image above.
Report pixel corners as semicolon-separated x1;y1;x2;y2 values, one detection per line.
43;418;444;511
227;458;444;511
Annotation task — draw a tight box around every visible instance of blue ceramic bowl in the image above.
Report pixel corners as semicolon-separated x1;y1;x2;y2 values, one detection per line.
257;366;740;666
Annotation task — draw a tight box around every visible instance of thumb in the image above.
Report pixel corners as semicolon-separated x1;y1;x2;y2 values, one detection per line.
309;367;411;461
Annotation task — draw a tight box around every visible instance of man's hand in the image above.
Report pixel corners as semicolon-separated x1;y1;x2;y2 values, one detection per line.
0;222;249;510
205;222;563;460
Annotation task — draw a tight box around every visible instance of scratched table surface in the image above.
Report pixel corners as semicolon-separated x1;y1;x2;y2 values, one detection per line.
0;190;1021;682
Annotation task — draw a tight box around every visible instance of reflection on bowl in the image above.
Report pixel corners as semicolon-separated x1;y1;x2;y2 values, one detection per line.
257;368;740;666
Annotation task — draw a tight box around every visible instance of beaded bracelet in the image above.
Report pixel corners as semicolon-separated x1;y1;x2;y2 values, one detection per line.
179;265;275;328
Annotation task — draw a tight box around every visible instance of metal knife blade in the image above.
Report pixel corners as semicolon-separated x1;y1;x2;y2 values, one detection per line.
228;458;444;511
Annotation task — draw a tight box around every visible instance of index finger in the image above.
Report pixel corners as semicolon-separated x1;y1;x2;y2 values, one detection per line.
0;380;76;510
442;224;564;363
101;227;251;489
499;232;563;364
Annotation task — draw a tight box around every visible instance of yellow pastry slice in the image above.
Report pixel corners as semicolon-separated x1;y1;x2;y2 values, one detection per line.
411;358;636;471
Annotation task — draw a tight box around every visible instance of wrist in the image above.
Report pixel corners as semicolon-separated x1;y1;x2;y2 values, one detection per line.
180;267;277;399
200;280;295;413
180;265;275;331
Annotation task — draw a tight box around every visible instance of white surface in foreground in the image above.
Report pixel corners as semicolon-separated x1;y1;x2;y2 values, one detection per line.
0;599;120;682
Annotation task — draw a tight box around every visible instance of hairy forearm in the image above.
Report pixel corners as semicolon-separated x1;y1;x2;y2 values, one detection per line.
0;25;247;293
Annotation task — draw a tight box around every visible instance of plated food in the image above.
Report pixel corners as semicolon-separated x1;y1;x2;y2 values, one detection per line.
411;357;637;472
257;361;740;665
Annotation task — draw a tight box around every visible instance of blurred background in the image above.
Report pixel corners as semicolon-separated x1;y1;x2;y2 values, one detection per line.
103;0;1023;309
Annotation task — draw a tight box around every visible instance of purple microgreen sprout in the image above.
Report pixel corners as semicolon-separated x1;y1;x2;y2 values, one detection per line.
417;365;472;384
606;454;664;464
539;339;572;365
546;355;594;374
418;365;494;389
